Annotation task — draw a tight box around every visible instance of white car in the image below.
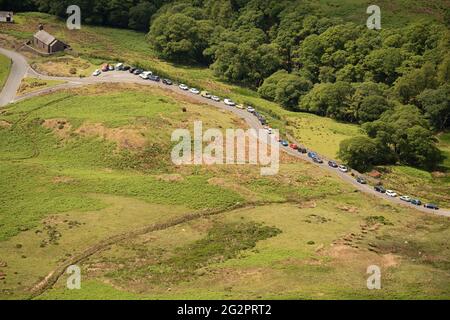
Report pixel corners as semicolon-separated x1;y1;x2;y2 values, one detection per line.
265;127;273;134
139;71;152;79
211;96;220;102
386;190;397;197
189;88;200;94
179;84;189;90
92;69;101;76
400;195;411;202
115;63;124;70
338;165;348;172
247;106;255;113
224;99;236;106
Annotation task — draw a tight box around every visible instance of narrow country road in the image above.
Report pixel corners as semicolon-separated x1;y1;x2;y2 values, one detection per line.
1;47;449;217
0;47;30;106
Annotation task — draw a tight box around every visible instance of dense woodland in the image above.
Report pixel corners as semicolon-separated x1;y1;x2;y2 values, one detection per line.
1;0;449;171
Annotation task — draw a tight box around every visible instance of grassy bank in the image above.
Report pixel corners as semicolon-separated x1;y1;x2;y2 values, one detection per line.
0;53;11;90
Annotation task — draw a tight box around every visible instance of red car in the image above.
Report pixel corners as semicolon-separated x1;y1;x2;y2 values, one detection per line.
101;63;109;72
290;144;298;150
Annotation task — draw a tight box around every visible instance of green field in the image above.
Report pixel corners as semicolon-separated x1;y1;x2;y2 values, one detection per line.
39;197;450;300
0;53;11;90
0;86;449;300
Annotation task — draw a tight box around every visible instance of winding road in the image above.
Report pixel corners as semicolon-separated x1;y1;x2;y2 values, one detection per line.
1;47;449;217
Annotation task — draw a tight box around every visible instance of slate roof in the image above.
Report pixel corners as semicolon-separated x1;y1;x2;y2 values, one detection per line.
33;30;57;46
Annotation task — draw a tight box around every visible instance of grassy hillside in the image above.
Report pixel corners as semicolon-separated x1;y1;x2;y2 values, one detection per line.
0;85;449;300
1;9;449;300
0;84;347;299
0;12;448;205
0;53;11;90
39;196;450;300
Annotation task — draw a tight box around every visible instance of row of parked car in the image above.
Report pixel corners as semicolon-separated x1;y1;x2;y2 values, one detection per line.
92;63;173;85
176;84;270;127
372;186;439;209
279;139;440;210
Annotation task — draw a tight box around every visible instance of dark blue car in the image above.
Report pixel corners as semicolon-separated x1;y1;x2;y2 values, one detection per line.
424;203;439;210
410;199;422;206
328;161;338;168
280;140;289;147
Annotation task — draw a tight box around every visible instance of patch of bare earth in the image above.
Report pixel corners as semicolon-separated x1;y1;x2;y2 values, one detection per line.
75;123;146;150
42;119;72;138
325;244;400;269
155;174;184;182
52;176;76;184
0;120;12;128
298;200;317;209
336;205;359;213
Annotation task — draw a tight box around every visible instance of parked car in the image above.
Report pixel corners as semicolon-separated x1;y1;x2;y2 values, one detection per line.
133;69;143;75
101;64;109;72
92;69;101;77
247;106;255;113
374;185;386;193
179;84;189;90
108;65;114;71
328;161;338;168
290;144;298;150
400;195;411;202
386;190;397;197
424;203;439;210
162;79;173;85
115;63;124;70
236;104;245;109
411;199;422;206
338;165;348;172
123;65;131;71
201;91;212;99
356;176;367;184
313;157;323;164
280;140;289;147
211;95;220;102
189;88;200;94
298;147;307;154
307;151;317;158
129;67;136;73
224;99;236;106
139;71;152;79
149;75;160;82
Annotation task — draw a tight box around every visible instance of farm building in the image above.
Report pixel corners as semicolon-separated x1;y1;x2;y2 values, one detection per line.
0;11;13;23
32;29;68;54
